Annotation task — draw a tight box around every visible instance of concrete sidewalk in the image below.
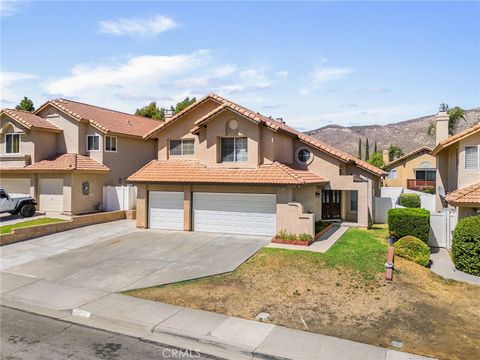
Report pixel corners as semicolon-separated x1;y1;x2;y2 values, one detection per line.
1;272;434;360
429;248;480;286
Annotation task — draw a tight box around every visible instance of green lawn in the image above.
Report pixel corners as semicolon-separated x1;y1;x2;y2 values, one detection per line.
0;218;66;235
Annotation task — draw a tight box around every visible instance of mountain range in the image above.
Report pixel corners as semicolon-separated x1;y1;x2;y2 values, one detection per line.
305;108;480;156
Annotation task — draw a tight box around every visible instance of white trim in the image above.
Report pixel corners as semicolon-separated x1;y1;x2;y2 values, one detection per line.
86;134;101;152
464;145;480;171
105;135;117;152
294;146;314;165
4;133;21;155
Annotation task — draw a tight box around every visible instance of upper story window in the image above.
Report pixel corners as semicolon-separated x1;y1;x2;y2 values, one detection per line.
87;134;100;151
169;139;194;156
5;133;20;154
105;136;117;152
465;146;479;170
388;169;397;179
221;137;247;162
295;147;313;165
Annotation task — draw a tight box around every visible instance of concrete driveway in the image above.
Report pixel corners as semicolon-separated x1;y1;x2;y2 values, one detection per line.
1;220;270;292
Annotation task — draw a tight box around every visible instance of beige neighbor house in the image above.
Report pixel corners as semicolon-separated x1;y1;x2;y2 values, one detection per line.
128;94;386;237
382;146;436;192
433;111;480;219
0;99;158;214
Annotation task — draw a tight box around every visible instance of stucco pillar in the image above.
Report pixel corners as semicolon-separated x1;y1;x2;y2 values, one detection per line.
136;184;147;228
184;185;192;231
435;111;449;145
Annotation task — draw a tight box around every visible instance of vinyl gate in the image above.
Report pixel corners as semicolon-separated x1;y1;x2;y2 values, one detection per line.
102;186;137;211
429;209;457;248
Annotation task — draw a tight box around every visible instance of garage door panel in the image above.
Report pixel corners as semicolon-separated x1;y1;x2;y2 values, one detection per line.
193;193;276;236
39;179;63;212
149;191;184;230
0;178;30;196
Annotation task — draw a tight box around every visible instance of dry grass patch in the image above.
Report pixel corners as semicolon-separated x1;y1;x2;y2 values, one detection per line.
126;226;480;360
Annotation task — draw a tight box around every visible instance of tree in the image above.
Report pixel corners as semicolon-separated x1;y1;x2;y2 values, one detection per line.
368;152;384;168
174;97;196;113
365;138;370;161
135;102;165;120
15;97;35;111
374;141;377;153
388;144;404;162
357;138;362;160
427;104;467;136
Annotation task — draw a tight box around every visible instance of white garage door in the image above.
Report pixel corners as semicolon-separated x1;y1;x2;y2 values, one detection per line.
149;191;184;230
0;178;30;196
193;193;276;236
39;178;63;212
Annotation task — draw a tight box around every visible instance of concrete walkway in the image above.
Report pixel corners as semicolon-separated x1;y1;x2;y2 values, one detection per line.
266;224;348;253
429;248;480;286
1;272;433;360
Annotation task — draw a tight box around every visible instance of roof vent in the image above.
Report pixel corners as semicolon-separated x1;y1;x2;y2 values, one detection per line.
126;120;132;126
165;109;175;120
276;118;285;124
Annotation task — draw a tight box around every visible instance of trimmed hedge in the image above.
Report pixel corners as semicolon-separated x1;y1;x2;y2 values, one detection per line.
451;215;480;276
388;208;430;243
399;193;421;208
394;236;430;266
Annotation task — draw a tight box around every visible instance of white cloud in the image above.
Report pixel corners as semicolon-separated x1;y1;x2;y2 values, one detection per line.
0;71;37;105
276;70;289;78
313;67;352;83
99;14;180;37
0;0;25;17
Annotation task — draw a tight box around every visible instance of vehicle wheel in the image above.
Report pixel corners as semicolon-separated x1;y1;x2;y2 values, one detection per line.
19;204;36;218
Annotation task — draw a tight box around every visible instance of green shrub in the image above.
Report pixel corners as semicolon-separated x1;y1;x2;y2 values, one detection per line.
315;220;330;233
421;186;435;194
298;233;313;242
394;236;430;266
451;215;480;276
388;208;430;243
399;193;421;208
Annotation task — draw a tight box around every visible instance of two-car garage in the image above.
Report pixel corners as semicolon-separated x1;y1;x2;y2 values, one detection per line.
148;191;276;236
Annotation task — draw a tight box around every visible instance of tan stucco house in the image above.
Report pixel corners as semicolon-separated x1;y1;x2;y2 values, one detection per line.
0;99;158;214
433;111;480;219
128;94;386;237
382;146;436;191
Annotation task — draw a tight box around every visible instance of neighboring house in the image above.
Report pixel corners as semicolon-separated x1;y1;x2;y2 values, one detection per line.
0;99;158;214
382;146;436;191
128;93;386;237
433;111;480;219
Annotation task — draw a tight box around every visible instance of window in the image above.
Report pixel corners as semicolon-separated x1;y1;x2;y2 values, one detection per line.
87;135;100;151
5;133;20;154
169;139;194;156
465;146;479;170
388;169;397;179
349;191;358;212
415;170;436;181
105;136;117;152
221;137;247;162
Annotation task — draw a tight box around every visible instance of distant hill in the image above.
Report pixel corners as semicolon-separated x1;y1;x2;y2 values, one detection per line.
305;108;480;156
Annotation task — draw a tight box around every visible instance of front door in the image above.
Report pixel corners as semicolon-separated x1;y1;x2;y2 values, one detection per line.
322;190;342;219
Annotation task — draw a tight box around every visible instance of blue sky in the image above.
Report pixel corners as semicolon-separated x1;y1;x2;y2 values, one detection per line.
1;1;479;130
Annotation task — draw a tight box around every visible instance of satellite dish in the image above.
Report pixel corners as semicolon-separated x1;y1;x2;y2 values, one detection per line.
437;186;445;198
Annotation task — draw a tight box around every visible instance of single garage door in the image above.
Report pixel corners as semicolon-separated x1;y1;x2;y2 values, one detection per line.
0;178;30;196
39;178;64;212
193;192;276;236
149;191;184;230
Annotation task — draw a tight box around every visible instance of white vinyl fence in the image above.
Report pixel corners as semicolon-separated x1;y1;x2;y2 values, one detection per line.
429;209;457;248
103;186;137;211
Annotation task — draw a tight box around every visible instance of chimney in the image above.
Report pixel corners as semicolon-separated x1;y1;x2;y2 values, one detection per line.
435;111;449;145
382;149;389;164
164;109;175;121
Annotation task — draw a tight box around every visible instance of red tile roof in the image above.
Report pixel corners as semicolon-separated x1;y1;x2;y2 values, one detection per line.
146;93;386;177
35;99;160;138
445;182;480;206
383;146;433;169
1;153;109;173
432;123;480;155
1;109;62;132
127;160;327;185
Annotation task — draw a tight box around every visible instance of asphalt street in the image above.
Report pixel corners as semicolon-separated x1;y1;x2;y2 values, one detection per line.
0;306;215;360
